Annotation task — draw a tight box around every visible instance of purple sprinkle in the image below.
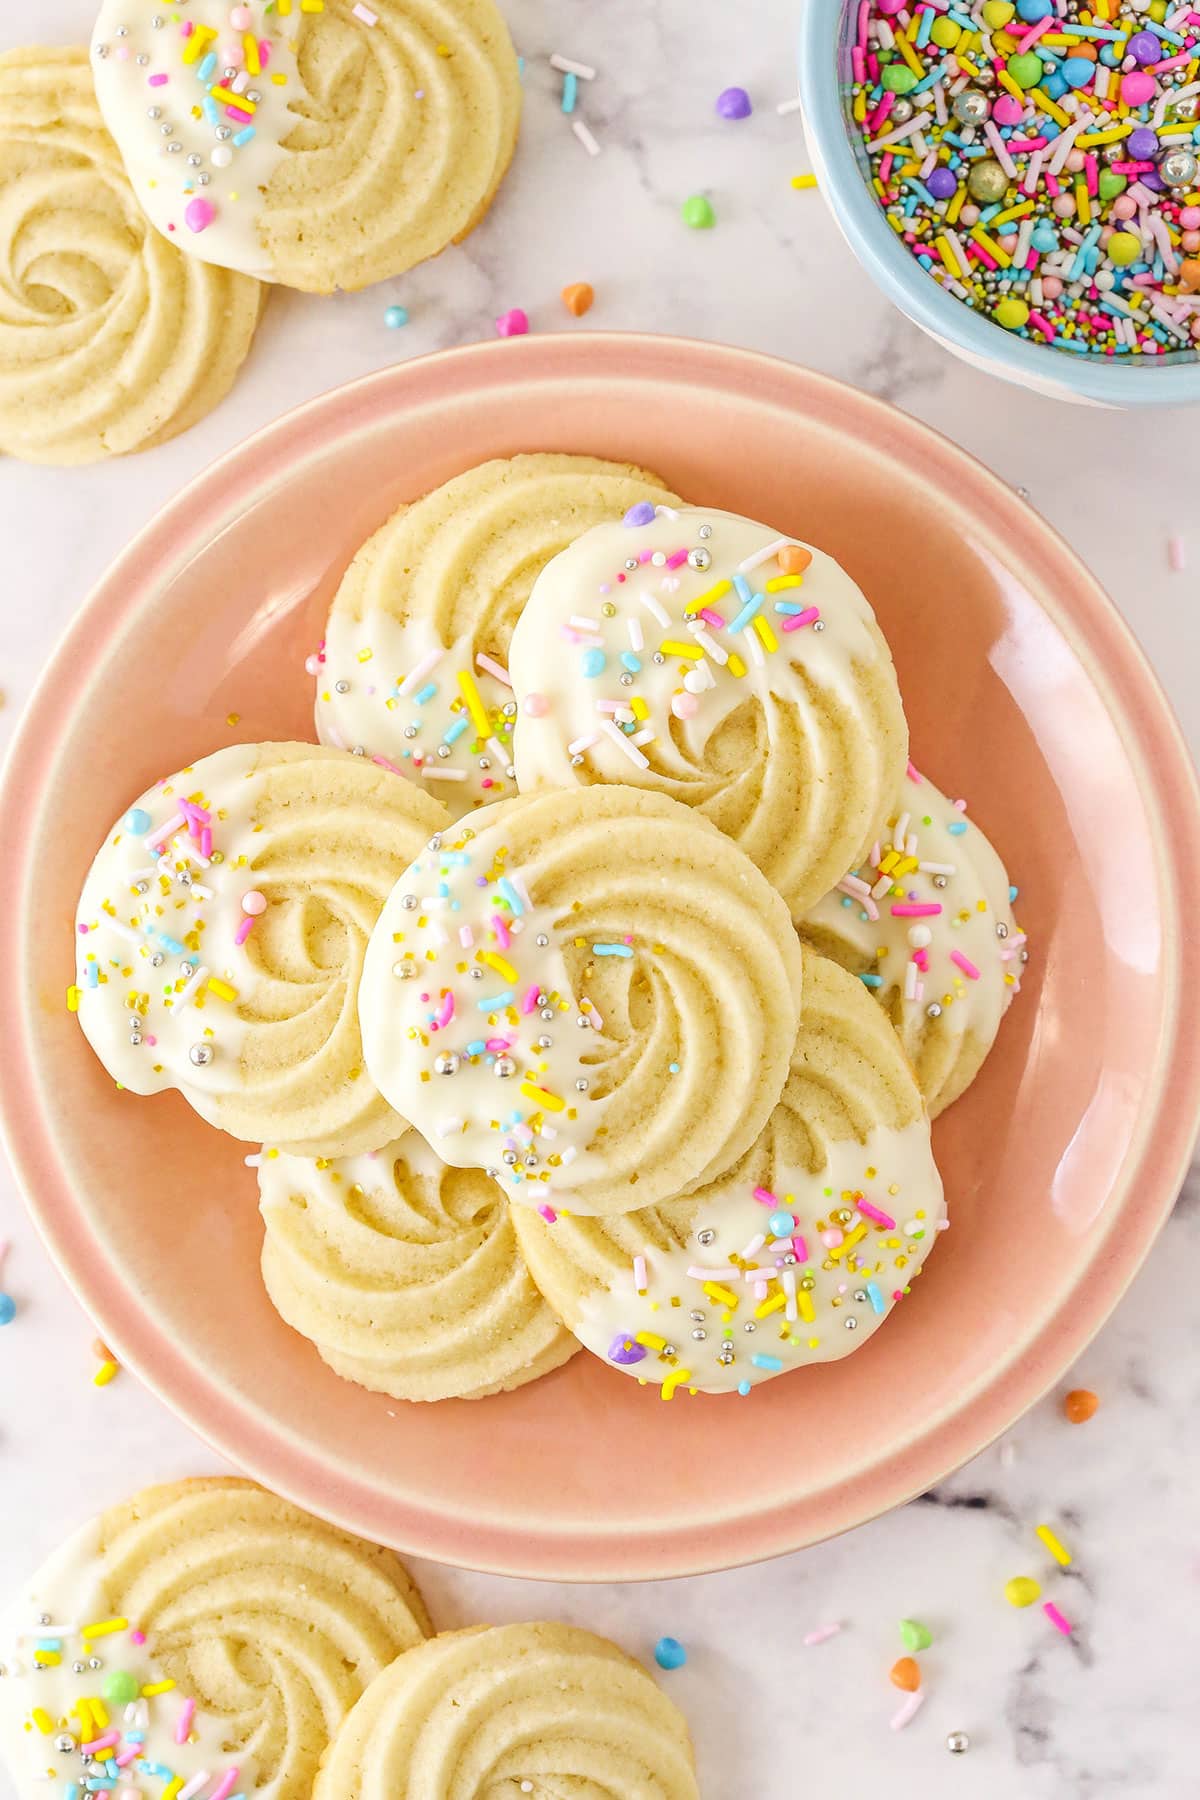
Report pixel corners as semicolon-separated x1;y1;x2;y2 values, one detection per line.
608;1332;647;1365
716;85;753;120
623;502;657;528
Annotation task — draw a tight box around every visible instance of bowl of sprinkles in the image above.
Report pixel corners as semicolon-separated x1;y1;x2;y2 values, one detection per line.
798;0;1200;401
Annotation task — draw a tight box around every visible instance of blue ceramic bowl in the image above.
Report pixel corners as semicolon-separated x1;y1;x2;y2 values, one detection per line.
797;0;1200;407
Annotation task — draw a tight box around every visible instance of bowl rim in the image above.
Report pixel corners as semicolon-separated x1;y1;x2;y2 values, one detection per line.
797;0;1200;408
3;332;1200;1580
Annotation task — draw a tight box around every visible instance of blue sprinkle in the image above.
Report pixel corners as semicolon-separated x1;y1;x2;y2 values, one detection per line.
726;590;764;633
443;716;470;745
840;895;853;908
737;1379;752;1396
477;990;514;1011
517;54;525;77
858;972;884;989
654;1636;687;1669
385;304;409;329
124;807;153;835
0;1292;18;1326
414;682;437;704
154;933;185;955
35;1638;62;1653
202;94;219;127
1009;885;1019;902
85;963;100;988
774;600;805;614
668;1061;680;1074
232;125;256;148
947;820;968;835
620;651;642;673
581;648;606;678
64;1786;80;1800
197;50;218;82
731;572;753;606
866;1281;886;1315
751;1352;784;1371
442;851;471;865
562;69;578;113
437;881;450;898
623;501;657;528
592;942;633;957
465;1039;486;1056
136;1764;171;1779
497;877;524;915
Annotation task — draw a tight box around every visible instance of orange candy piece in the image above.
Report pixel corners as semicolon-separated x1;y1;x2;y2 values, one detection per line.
1180;259;1200;293
1064;1387;1099;1423
778;544;813;575
890;1657;921;1691
561;283;595;317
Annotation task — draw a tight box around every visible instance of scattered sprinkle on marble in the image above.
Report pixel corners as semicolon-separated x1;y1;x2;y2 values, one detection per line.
653;1636;687;1670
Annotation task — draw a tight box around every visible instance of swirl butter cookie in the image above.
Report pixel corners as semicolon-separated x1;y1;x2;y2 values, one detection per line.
315;1623;700;1800
315;456;678;819
359;786;805;1217
258;1129;578;1401
801;768;1027;1115
91;0;522;294
72;743;449;1156
508;504;909;919
512;950;946;1397
0;1478;429;1800
0;46;262;466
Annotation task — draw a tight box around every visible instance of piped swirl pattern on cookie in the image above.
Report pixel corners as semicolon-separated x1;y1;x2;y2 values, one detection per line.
0;46;262;465
802;768;1027;1115
72;743;449;1155
509;504;909;918
314;455;677;819
91;0;523;293
314;1623;700;1800
359;786;805;1216
513;952;946;1396
258;1130;578;1401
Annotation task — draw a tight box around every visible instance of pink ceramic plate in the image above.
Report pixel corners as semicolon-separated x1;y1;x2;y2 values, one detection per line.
3;336;1199;1581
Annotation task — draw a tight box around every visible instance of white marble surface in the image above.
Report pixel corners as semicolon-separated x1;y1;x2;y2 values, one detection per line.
2;4;1199;1796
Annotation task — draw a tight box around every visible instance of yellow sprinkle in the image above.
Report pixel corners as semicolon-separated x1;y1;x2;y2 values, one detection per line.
797;1290;816;1324
67;984;82;1013
660;1366;692;1400
519;1080;565;1113
34;1649;62;1666
300;0;325;10
243;32;261;75
703;1281;740;1309
1074;180;1091;227
996;69;1025;103
480;950;519;984
991;200;1034;225
891;855;919;877
93;1359;120;1387
630;695;650;720
271;71;288;85
829;1222;867;1260
90;1699;110;1729
436;41;452;54
790;173;819;189
1075;124;1130;147
181;23;217;64
82;1618;128;1641
456;669;492;739
946;182;966;224
1035;1524;1072;1567
755;1290;787;1319
225;712;240;727
878;849;900;874
1031;87;1070;127
894;30;924;76
31;1708;53;1735
209;86;255;113
753;615;779;653
683;578;732;616
659;640;699;658
727;653;747;679
278;0;292;12
140;1681;176;1698
206;976;238;1003
163;1781;184;1800
765;574;804;592
356;647;373;664
635;1330;668;1351
970;227;1011;268
75;1699;96;1740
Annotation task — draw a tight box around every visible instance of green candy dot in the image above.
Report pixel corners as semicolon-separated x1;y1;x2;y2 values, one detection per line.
882;64;919;93
681;194;716;230
1007;53;1045;88
1098;171;1127;201
899;1618;934;1652
102;1669;140;1705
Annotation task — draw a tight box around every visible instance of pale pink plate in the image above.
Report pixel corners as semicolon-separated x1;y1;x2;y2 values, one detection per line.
4;336;1199;1581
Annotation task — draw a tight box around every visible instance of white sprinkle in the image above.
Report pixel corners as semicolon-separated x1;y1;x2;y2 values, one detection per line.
871;873;895;899
687;1265;741;1281
839;873;872;896
145;811;186;850
890;1690;926;1732
865;110;933;153
894;812;910;846
486;736;509;767
106;920;145;946
653;503;681;519
475;651;512;687
1168;535;1187;572
570;614;601;631
738;535;795;573
917;860;956;875
418;765;468;782
633;1255;647;1291
459;926;474;948
177;964;210;1009
629;728;655;747
741;1234;766;1258
550;53;596;79
627;616;644;653
352;1;377;21
435;1117;464;1139
688;624;728;665
188;883;214;902
776;94;804;115
781;1266;798;1321
398;648;445;695
639;592;670;627
904;960;920;1002
599;716;649;766
745;631;766;667
561;1144;578;1166
573;118;602;156
567;731;600;756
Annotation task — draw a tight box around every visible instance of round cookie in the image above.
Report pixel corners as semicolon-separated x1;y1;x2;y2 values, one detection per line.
800;768;1027;1115
314;1622;700;1800
0;1477;429;1800
508;503;909;918
91;0;522;294
73;742;449;1156
315;455;678;820
0;46;262;466
258;1128;579;1401
511;949;946;1397
359;785;806;1217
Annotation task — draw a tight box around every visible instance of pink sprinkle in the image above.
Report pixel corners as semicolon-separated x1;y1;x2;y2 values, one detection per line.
665;547;690;569
82;1731;120;1755
116;1744;140;1767
856;1199;896;1228
372;754;406;777
199;826;212;860
496;307;529;337
484;1036;511;1052
906;761;923;783
753;1186;776;1206
181;18;194;34
130;1629;147;1646
353;1;378;20
148;72;169;86
803;1622;842;1646
208;1774;241;1800
1168;535;1187;572
699;607;726;628
913;947;930;971
633;1254;647;1290
520;983;542;1014
791;1235;808;1260
226;105;254;124
491;913;512;949
234;916;255;947
891;902;942;917
1043;1601;1072;1636
175;1698;196;1746
78;923;90;934
433;992;454;1029
890;1689;926;1731
781;606;821;632
184;196;216;234
950;949;981;980
258;38;271;65
538;1205;557;1224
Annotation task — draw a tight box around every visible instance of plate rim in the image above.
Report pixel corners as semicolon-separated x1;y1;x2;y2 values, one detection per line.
4;332;1200;1581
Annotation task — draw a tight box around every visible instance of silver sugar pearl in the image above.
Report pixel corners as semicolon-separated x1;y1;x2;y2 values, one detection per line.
536;933;549;947
890;96;915;123
96;43;109;57
246;89;262;104
151;951;165;967
505;764;516;780
619;671;634;686
352;745;365;757
485;1166;500;1181
571;754;584;767
493;1055;518;1079
946;1732;970;1755
160;124;174;136
148;106;162;119
129;1033;143;1047
996;922;1009;938
652;651;666;664
429;833;444;851
477;756;490;769
179;961;195;979
54;1733;76;1754
743;1320;757;1333
152;15;165;26
689;1309;706;1322
812;620;825;632
392;960;415;979
1161;148;1199;188
223;66;237;80
38;1614;50;1627
129;1015;143;1031
188;1043;214;1067
536;1034;553;1049
470;967;485;980
72;1661;86;1675
932;874;948;889
576;1013;591;1028
926;1002;943;1018
698;524;713;539
575;1077;589;1092
718;1350;734;1365
1171;94;1199;121
540;1006;556;1021
696;1228;716;1246
661;1343;676;1357
216;125;233;141
434;1051;459;1076
167;142;183;154
137;53;150;65
844;1315;859;1330
334;678;350;694
115;24;129;35
502;700;518;717
853;1287;868;1303
403;724;419;739
437;745;452;759
87;1657;103;1671
953;88;991;126
178;870;193;886
525;1152;539;1168
1020;948;1029;962
687;546;712;571
503;1148;518;1165
691;1327;707;1340
401;893;418;911
197;172;212;185
624;557;639;572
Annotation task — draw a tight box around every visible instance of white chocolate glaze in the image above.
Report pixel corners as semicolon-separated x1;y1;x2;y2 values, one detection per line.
508;504;908;917
0;1521;256;1799
91;0;302;281
577;1122;945;1396
801;769;1027;1115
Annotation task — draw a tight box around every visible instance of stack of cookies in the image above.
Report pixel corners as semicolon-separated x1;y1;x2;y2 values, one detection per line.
71;455;1028;1404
